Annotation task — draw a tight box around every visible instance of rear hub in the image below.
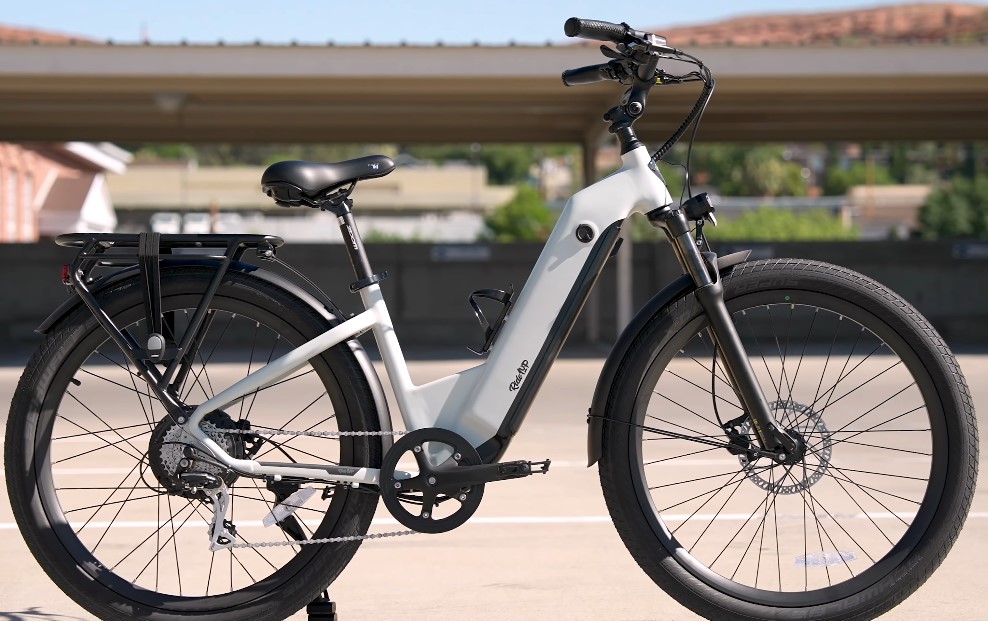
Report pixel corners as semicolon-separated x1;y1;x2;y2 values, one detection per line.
148;410;245;498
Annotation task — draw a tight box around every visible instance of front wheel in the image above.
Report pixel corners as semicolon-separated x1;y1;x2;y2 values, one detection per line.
599;259;978;621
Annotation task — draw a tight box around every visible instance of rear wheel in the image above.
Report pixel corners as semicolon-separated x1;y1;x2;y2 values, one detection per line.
6;268;382;621
599;259;978;621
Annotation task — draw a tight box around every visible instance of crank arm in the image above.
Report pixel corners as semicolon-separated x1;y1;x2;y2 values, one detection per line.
431;459;552;489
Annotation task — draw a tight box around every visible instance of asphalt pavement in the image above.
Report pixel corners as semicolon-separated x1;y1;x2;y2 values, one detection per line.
1;354;985;621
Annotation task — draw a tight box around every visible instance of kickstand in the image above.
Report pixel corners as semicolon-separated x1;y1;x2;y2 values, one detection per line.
306;590;337;621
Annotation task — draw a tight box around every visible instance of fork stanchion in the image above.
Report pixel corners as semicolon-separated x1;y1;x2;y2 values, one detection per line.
307;591;337;621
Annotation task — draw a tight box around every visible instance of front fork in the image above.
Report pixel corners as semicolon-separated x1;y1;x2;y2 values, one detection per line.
650;207;800;462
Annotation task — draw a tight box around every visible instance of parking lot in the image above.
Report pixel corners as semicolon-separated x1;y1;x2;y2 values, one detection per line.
1;354;985;621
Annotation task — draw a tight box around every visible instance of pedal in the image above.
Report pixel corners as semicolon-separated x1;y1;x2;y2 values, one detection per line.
497;459;551;478
406;458;552;489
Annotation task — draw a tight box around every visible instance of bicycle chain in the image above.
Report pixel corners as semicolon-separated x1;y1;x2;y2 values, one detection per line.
214;428;417;549
225;529;418;549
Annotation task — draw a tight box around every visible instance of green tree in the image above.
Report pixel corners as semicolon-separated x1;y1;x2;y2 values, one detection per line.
404;144;536;185
706;207;859;241
918;176;988;239
480;185;557;242
823;161;894;195
691;145;807;197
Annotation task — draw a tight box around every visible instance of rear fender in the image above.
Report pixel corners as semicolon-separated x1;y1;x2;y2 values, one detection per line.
586;250;750;466
38;259;394;451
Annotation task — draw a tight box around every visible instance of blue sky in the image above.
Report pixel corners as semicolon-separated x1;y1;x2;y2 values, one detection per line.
4;0;982;44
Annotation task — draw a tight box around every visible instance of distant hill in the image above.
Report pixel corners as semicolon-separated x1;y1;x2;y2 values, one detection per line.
0;24;90;44
3;4;987;46
656;3;988;46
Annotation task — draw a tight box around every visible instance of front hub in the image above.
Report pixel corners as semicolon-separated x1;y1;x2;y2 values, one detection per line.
738;400;832;495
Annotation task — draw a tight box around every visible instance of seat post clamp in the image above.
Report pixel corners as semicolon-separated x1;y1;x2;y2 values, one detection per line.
350;271;389;292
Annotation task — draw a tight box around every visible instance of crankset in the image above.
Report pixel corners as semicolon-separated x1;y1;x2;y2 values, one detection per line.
379;428;550;534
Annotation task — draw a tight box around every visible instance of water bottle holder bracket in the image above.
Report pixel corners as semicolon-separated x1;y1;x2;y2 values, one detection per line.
468;287;513;355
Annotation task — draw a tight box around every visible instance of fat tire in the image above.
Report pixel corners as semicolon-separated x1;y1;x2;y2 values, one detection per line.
5;268;382;621
598;259;978;621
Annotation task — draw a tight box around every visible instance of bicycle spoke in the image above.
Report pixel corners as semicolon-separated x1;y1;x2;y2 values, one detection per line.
64;391;148;460
652;390;725;430
627;291;949;600
53;427;151;464
243;334;282;421
685;467;770;550
644;445;722;466
764;303;795;402
182;312;233;401
784;307;817;406
658;468;758;514
54;422;150;442
251;411;338;461
238;322;262;420
740;309;783;401
64;493;161;515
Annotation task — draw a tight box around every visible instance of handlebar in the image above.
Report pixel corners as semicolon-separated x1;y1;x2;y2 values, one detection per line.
559;17;715;162
561;62;615;87
563;17;630;44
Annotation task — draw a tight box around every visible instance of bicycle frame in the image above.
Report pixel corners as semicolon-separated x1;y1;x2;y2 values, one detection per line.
177;144;674;486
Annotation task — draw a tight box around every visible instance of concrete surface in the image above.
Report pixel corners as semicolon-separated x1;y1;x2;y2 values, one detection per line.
1;354;985;621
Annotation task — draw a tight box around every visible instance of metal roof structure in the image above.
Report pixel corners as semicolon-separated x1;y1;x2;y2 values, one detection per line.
0;42;986;145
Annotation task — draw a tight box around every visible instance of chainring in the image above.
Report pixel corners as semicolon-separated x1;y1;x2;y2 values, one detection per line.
379;428;484;534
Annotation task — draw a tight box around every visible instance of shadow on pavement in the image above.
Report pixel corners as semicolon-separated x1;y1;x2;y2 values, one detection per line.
0;609;87;621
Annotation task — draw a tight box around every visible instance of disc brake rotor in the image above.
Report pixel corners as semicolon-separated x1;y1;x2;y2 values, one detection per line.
738;400;833;495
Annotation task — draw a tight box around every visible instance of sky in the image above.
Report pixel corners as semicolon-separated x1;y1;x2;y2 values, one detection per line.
4;0;983;45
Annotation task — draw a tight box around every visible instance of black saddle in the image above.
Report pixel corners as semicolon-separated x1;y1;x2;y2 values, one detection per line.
261;155;395;208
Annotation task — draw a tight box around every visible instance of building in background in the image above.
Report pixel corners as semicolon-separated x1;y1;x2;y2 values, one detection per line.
0;142;131;242
108;162;516;242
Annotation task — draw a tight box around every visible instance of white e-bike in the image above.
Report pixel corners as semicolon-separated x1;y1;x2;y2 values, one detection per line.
6;17;978;621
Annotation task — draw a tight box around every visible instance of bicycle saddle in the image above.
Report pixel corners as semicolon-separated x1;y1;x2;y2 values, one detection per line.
262;155;395;206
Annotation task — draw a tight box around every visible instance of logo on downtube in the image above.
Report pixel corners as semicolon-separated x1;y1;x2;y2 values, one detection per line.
508;360;530;392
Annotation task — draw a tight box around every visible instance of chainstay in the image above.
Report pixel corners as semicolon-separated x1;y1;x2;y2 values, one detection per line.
213;427;415;548
224;428;406;437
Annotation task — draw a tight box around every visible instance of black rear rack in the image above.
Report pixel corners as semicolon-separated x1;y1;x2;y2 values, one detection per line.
60;232;286;420
57;233;284;264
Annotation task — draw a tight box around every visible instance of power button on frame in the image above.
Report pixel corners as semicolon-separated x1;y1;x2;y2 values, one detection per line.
575;224;595;243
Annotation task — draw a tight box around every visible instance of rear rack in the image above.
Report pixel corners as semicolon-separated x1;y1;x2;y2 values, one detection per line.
60;232;286;420
57;233;284;264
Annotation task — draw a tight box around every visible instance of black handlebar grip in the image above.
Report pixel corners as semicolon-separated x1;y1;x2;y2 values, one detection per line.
564;17;629;43
561;63;611;87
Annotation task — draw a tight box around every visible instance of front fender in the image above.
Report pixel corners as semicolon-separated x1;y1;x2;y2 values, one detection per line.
38;258;394;452
586;250;750;466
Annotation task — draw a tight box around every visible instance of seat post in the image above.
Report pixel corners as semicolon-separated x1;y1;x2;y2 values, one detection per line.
327;196;388;293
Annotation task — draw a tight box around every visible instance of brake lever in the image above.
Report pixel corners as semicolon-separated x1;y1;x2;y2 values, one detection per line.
599;44;624;59
654;70;705;85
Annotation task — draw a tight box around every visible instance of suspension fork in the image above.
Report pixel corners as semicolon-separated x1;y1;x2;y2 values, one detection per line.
649;207;799;460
